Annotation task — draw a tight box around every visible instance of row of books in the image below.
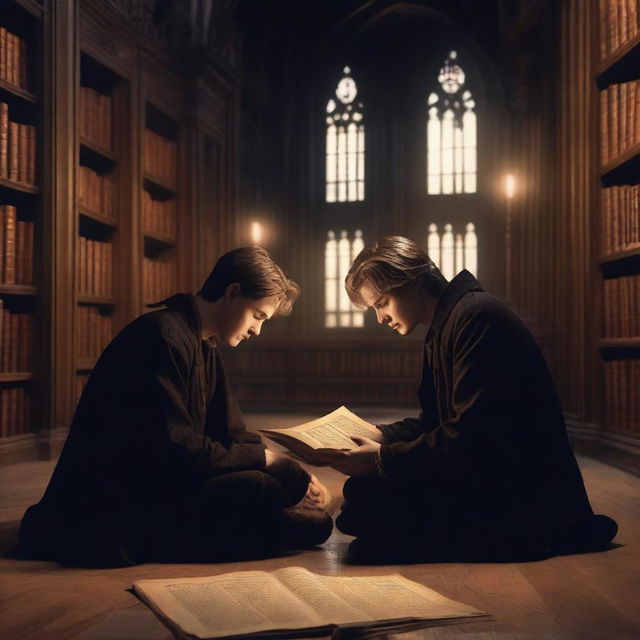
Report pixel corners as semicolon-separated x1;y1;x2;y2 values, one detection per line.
1;102;36;185
78;165;114;218
143;128;177;186
79;86;112;151
0;27;27;91
77;237;113;298
601;185;639;253
143;257;176;305
0;386;30;438
0;303;32;372
142;191;176;239
603;275;640;337
76;306;113;361
599;0;639;60
1;206;35;285
599;81;640;166
73;373;89;410
603;359;640;433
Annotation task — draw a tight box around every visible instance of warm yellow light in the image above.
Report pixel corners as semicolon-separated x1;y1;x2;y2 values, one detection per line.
504;173;516;200
250;221;263;244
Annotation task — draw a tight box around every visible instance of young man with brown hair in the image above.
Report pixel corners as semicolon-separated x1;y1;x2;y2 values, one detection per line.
323;236;617;563
20;247;332;566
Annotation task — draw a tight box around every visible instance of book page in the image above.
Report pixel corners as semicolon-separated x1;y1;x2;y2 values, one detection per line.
273;567;375;626
274;568;485;626
261;406;380;450
314;574;486;622
134;571;321;639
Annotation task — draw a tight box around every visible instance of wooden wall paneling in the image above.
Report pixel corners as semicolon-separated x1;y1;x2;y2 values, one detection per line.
49;0;77;436
588;0;604;440
223;338;424;410
187;67;238;287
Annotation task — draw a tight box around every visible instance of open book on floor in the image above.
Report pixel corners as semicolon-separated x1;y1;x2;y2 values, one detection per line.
259;406;381;465
133;566;489;640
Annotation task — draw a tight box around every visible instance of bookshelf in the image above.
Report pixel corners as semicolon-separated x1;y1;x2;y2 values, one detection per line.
74;52;123;408
141;102;179;307
596;0;640;442
0;1;40;440
0;0;236;461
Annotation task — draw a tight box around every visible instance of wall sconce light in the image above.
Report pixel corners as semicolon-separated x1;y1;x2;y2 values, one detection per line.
250;221;264;244
504;173;516;200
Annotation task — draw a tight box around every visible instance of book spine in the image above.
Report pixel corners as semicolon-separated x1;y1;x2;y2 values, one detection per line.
0;301;3;377
620;0;629;45
610;0;619;54
79;236;87;295
11;33;18;87
99;241;105;298
0;101;8;179
27;124;35;185
630;0;639;44
19;36;27;91
87;239;94;297
620;83;628;154
8;120;19;182
9;310;18;371
0;28;6;85
633;80;640;144
604;278;611;337
106;241;112;297
1;307;8;372
3;205;16;284
0;388;9;437
104;93;112;150
15;220;23;284
6;30;15;87
0;206;4;283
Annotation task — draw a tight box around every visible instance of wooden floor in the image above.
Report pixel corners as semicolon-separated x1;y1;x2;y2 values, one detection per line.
1;410;639;640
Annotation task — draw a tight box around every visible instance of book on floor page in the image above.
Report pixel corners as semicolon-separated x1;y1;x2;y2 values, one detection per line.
133;566;489;640
259;406;382;465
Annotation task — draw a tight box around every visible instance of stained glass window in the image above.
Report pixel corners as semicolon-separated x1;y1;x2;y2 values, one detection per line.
427;51;477;195
326;67;365;203
325;229;364;327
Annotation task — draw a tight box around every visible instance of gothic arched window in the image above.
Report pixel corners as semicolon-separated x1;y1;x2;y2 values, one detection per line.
427;222;478;280
325;67;365;203
427;51;477;195
325;229;364;327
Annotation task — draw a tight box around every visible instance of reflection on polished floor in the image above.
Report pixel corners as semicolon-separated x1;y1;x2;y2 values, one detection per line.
1;411;639;640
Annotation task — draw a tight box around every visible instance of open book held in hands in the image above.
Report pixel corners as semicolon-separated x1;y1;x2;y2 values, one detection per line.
259;406;381;465
133;566;489;640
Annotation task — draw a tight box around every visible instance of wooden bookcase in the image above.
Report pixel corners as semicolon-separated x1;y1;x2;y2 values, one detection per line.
595;1;640;444
141;102;180;308
0;0;42;440
0;0;235;463
74;52;124;407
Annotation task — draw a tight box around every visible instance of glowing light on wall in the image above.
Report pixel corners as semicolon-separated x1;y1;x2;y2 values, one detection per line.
250;221;264;244
504;173;516;200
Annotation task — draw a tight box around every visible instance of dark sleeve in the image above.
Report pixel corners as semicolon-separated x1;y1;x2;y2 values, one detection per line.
378;352;439;444
379;308;513;486
132;325;266;480
217;364;263;446
378;416;426;444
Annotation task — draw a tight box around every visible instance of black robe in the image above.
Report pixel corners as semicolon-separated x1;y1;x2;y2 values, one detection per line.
338;271;617;561
20;294;310;565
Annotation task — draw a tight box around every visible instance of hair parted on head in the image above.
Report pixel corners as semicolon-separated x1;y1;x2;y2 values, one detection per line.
199;246;300;317
345;235;446;308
